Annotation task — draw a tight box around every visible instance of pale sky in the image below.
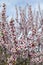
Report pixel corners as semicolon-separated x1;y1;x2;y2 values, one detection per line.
0;0;43;18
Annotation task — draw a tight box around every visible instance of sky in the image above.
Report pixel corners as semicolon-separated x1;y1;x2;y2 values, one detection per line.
0;0;43;18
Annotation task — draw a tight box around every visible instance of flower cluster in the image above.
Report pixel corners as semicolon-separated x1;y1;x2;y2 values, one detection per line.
0;3;43;65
